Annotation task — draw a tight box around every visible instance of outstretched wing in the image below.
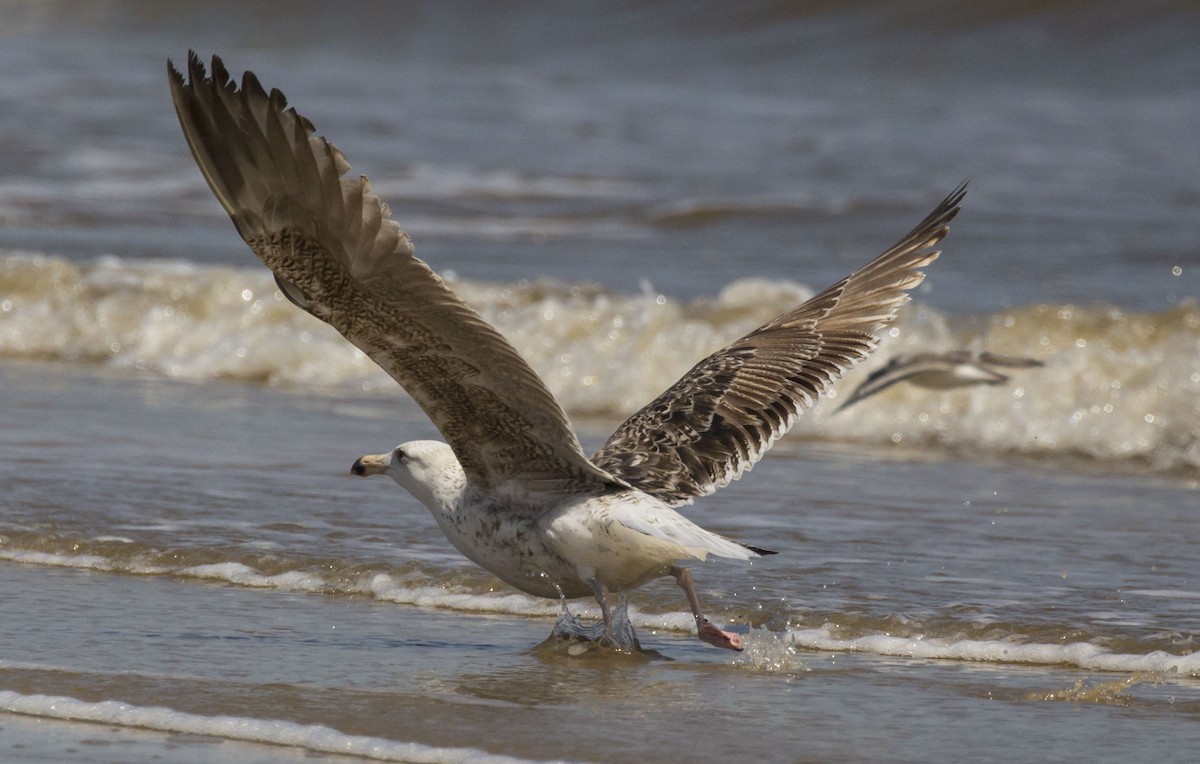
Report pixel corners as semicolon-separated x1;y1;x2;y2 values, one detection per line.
169;53;620;496
591;185;966;505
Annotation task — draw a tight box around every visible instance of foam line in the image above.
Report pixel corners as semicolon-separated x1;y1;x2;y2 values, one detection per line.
788;627;1200;675
0;690;566;764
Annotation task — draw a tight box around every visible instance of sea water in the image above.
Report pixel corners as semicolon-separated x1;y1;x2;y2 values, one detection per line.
1;1;1198;762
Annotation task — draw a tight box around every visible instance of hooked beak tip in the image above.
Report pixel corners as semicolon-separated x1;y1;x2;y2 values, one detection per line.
350;453;388;477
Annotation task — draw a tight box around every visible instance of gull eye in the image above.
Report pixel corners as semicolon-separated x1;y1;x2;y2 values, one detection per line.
393;447;406;461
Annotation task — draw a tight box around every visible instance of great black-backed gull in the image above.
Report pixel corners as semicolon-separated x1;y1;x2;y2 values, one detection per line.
169;53;965;651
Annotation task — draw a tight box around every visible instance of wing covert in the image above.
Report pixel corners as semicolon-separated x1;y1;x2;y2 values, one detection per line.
591;184;966;505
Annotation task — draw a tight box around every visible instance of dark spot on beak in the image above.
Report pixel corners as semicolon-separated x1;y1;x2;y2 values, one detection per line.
351;457;367;476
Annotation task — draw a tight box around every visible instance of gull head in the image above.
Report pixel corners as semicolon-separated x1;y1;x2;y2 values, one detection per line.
350;440;466;512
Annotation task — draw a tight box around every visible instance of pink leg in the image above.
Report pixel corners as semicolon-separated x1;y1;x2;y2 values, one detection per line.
671;566;743;651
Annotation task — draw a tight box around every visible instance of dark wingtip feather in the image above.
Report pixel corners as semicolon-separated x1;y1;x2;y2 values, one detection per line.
745;544;778;556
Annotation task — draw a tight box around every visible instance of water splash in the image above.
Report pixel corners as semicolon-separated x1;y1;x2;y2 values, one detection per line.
543;594;642;655
1027;674;1153;705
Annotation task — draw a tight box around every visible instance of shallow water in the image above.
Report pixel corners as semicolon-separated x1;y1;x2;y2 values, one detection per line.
3;362;1199;762
1;1;1199;761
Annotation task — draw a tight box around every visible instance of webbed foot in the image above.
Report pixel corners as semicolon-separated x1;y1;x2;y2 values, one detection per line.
697;617;744;651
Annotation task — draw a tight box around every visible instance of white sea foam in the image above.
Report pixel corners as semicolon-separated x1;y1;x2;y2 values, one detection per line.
785;625;1200;676
0;690;556;764
0;544;704;636
209;555;1200;677
5;543;1194;676
2;252;1197;470
313;568;1200;677
179;562;331;592
0;548;129;572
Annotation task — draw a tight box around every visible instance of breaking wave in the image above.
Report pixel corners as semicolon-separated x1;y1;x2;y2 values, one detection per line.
2;251;1197;471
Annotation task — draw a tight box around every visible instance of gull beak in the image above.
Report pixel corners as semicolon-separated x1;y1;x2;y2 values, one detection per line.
350;453;390;477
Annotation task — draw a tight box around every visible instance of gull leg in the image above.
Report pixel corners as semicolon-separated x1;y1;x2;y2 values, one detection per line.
589;578;618;645
671;566;743;651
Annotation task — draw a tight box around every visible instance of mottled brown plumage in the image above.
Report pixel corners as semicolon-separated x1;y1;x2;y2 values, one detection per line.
169;52;621;498
591;187;965;505
169;52;965;651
